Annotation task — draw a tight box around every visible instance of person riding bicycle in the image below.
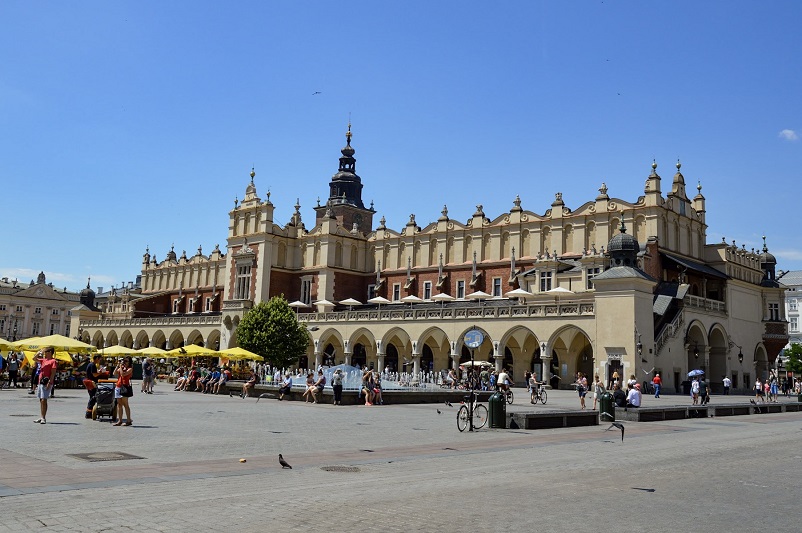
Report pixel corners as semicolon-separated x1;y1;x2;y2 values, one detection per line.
497;368;513;392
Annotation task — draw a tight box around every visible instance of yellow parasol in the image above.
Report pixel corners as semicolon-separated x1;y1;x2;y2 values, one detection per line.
22;350;75;365
13;334;97;354
0;337;12;351
219;346;264;362
165;344;220;357
136;346;176;359
99;345;139;357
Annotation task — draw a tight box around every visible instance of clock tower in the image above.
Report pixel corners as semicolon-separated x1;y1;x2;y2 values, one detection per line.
314;124;375;233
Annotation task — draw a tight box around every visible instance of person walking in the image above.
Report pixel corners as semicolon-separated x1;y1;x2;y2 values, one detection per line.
331;368;343;405
698;376;709;405
576;372;588;409
83;354;108;419
652;373;662;398
33;347;58;424
592;374;605;410
6;352;20;388
113;356;134;426
722;375;731;395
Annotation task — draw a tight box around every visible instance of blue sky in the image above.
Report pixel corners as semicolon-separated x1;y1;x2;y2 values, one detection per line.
2;1;800;292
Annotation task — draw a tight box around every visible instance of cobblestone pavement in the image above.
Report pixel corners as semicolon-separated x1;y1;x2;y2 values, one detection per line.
1;385;800;532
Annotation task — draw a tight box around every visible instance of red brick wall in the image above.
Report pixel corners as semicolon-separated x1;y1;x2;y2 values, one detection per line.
333;271;374;301
269;270;302;301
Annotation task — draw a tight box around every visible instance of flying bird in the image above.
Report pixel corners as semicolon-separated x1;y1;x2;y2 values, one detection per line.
178;347;187;355
312;91;321;95
436;409;442;414
445;401;453;407
279;454;292;469
605;422;625;441
632;487;655;492
256;393;270;403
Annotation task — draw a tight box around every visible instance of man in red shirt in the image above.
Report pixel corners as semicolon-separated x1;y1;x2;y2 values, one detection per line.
35;346;58;424
652;373;662;399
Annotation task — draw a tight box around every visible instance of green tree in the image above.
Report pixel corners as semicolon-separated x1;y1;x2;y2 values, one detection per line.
784;343;802;375
236;296;310;369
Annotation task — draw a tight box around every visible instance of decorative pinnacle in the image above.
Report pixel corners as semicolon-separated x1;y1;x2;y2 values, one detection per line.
762;235;768;252
651;159;657;171
676;159;681;171
250;167;255;183
346;122;352;144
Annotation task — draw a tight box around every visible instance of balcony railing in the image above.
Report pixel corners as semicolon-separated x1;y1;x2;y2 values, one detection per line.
684;295;727;314
298;301;595;323
82;314;223;328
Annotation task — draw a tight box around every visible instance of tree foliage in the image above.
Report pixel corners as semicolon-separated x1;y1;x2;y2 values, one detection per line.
785;343;802;375
236;296;309;369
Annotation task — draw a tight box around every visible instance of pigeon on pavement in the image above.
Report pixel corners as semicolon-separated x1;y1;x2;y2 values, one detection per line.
279;454;292;469
605;422;625;441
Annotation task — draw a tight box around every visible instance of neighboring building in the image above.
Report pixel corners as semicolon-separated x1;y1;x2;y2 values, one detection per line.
0;272;85;340
75;127;789;393
779;270;802;345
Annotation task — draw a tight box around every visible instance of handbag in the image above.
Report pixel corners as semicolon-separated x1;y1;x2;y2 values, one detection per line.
120;384;133;397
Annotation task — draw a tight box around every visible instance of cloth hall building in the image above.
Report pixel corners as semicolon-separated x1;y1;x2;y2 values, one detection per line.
73;128;789;394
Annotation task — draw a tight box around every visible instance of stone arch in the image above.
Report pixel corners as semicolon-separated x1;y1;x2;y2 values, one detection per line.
446;236;455;264
186;329;205;347
522;229;531;258
416;326;451;373
754;343;769;380
91;331;105;349
382;327;412;371
277;242;287;267
398;242;406;269
206;329;221;351
349;328;376;368
563;224;574;254
118;330;134;348
586;221;596;252
482;233;491;262
168;330;185;350
685;320;707;373
541;227;552;254
317;328;344;364
151;330;167;350
498;326;540;383
135;330;150;350
105;331;119;348
313;242;321;267
414;240;422;266
463;235;472;263
501;232;510;259
547;325;593;389
350;245;358;270
335;242;343;267
708;323;729;390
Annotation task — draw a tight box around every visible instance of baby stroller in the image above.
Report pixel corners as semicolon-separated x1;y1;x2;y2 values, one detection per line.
91;379;117;421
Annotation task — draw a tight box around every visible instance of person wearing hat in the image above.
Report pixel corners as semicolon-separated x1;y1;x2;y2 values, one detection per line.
626;382;642;408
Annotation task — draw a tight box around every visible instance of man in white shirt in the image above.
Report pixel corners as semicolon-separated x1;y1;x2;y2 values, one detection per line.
626;384;642;408
497;368;512;392
722;376;731;395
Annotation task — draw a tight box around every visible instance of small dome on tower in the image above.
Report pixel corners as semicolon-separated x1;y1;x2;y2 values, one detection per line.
607;219;640;267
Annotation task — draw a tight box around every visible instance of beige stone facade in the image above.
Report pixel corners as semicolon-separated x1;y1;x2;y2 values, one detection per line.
1;273;81;341
75;129;788;393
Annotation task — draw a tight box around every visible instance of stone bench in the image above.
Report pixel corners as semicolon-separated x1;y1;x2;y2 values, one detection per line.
615;406;697;422
508;410;599;430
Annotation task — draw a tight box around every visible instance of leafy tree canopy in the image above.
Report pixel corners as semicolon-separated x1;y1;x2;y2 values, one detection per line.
784;343;802;375
236;296;309;369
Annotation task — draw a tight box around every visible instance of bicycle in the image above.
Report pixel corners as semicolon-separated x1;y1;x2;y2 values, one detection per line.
497;387;514;405
457;392;488;431
530;382;547;405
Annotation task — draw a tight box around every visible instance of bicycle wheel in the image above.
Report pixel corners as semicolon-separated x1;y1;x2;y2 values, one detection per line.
539;389;548;404
506;390;514;404
474;404;488;429
457;405;469;432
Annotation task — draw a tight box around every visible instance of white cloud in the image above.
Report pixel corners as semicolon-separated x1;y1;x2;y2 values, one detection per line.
0;268;118;289
779;129;798;141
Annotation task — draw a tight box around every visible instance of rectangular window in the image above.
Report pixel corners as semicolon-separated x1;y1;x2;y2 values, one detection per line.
791;317;799;333
205;297;213;312
492;277;502;297
34;307;42;314
300;278;312;305
32;322;41;335
0;319;4;332
392;284;401;301
0;304;6;311
769;302;780;321
791;300;798;311
367;284;376;301
587;267;601;290
235;264;252;300
173;300;180;313
16;305;23;312
50;323;57;335
457;280;466;299
540;271;552;292
423;281;432;300
65;324;70;337
52;308;59;315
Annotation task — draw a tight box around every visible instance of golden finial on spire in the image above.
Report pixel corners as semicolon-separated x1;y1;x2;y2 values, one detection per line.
250;166;255;182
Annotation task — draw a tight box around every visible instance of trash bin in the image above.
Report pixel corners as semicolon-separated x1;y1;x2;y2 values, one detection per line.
600;391;615;422
798;392;802;403
488;391;506;428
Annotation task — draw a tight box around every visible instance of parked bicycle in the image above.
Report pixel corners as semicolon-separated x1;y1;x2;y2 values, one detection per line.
457;392;488;431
